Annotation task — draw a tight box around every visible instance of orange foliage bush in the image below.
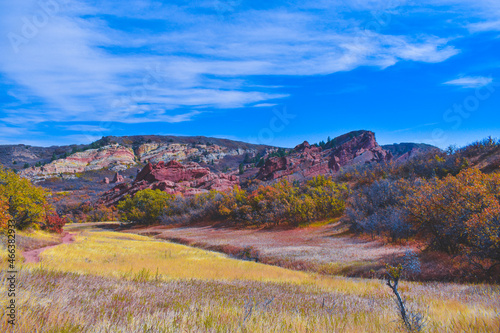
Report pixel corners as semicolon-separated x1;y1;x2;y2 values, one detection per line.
404;169;500;270
0;194;11;230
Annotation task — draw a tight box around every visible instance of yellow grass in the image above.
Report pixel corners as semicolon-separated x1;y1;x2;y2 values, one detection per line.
17;229;61;243
4;228;498;332
32;231;310;283
299;218;339;228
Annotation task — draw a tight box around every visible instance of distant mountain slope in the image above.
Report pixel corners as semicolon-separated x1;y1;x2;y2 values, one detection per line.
0;143;87;171
0;131;446;199
381;142;439;161
0;135;272;180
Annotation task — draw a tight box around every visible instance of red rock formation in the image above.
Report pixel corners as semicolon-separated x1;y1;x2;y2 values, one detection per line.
257;131;391;182
102;177;110;184
97;160;239;206
112;172;124;183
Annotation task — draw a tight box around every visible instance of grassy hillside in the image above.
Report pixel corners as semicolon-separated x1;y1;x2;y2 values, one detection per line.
1;226;498;332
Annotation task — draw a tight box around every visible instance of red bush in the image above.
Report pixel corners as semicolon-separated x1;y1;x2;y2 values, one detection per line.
45;213;67;234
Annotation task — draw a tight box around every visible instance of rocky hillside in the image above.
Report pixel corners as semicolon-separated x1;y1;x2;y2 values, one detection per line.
254;131;391;182
12;135;271;181
97;160;239;206
0;131;442;202
381;142;438;162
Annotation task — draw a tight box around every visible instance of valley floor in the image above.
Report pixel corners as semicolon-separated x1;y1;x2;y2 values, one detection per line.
1;225;499;332
129;221;408;276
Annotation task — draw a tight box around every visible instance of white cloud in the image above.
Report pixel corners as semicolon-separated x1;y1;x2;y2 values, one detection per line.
253;103;278;108
444;76;493;88
0;0;465;128
64;125;111;132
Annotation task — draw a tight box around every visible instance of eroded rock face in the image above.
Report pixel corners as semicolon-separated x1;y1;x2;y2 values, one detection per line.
136;143;254;164
20;145;135;180
112;172;124;183
18;140;258;181
257;131;391;181
328;131;391;171
97;160;239;206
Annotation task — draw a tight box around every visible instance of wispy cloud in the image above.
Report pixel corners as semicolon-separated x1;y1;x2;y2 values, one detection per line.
0;0;465;130
443;76;493;88
64;125;111;132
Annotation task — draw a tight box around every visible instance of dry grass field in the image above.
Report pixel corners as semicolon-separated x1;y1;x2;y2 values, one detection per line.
131;221;408;275
1;225;499;332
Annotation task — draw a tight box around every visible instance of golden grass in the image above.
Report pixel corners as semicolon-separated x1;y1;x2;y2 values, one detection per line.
299;217;340;228
2;228;498;332
32;231;311;283
17;229;61;242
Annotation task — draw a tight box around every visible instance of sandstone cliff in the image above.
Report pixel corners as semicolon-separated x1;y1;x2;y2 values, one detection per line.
256;131;391;181
20;145;136;180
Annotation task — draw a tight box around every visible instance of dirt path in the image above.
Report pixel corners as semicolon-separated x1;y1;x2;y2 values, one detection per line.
23;232;76;263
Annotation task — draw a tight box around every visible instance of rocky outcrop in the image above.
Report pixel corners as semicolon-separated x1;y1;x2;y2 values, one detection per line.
328;131;391;171
257;131;391;181
382;143;438;163
112;172;124;183
136;142;253;164
97;160;239;206
20;145;135;180
17;139;260;181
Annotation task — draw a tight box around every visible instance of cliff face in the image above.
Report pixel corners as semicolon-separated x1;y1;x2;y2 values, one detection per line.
97;160;239;206
17;139;262;181
19;145;136;180
136;142;249;164
256;131;391;182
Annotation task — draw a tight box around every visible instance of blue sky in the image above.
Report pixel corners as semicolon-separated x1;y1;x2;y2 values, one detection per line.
1;0;499;148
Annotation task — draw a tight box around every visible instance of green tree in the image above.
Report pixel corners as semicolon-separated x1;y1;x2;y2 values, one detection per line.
117;189;175;225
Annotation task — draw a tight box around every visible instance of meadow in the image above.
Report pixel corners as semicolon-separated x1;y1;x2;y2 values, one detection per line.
1;226;499;332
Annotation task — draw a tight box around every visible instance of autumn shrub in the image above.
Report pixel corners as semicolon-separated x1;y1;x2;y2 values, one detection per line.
0;194;11;230
117;189;176;225
404;168;500;270
350;168;500;275
120;176;347;227
44;212;67;234
0;166;52;230
457;136;500;158
86;205;117;222
213;176;348;226
347;179;415;241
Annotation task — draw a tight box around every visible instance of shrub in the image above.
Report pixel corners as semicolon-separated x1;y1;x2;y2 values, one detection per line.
44;213;67;234
119;176;347;228
117;189;175;225
404;169;500;269
347;179;415;241
0;166;51;230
